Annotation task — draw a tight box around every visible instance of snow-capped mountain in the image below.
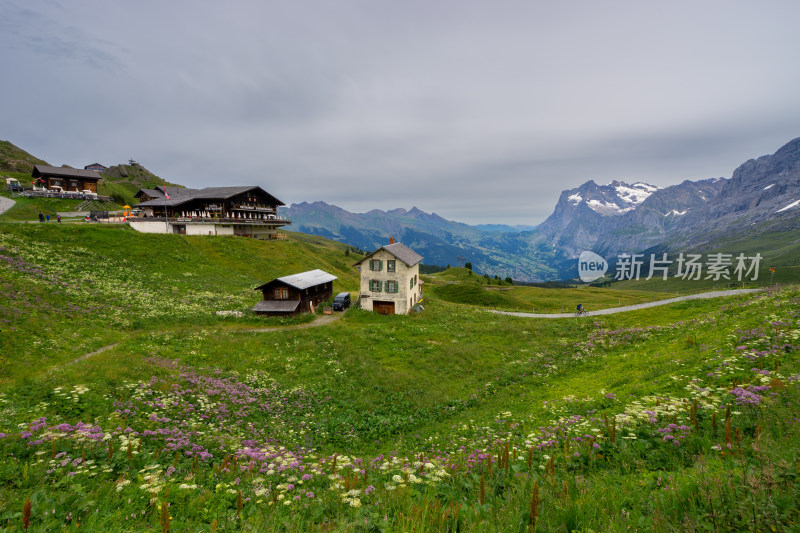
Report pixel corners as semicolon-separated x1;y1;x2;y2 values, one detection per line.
566;181;659;215
533;178;726;256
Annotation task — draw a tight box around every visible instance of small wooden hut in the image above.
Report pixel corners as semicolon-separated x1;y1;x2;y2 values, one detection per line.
253;269;337;316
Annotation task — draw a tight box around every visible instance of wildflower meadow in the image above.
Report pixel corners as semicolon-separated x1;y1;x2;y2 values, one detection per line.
1;223;800;531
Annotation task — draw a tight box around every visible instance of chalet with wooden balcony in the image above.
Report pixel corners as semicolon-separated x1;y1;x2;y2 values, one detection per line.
252;269;337;315
129;185;290;239
32;165;102;193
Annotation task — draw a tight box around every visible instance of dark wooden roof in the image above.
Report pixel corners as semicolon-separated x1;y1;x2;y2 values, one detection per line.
354;243;423;267
133;188;162;199
133;186;198;200
32;165;102;181
135;186;283;207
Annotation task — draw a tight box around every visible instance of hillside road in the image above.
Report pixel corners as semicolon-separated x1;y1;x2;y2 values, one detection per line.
0;196;15;215
491;288;765;318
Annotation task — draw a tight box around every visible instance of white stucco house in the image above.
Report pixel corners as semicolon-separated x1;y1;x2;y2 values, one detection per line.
354;240;423;315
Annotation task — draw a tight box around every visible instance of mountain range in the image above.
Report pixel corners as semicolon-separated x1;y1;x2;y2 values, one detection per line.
284;136;800;281
5;136;799;281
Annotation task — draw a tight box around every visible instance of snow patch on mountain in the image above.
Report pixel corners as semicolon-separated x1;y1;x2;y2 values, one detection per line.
764;183;775;190
586;199;622;214
568;193;582;205
777;199;800;213
615;182;659;205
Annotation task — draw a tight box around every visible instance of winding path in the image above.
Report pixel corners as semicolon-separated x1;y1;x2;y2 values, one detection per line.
65;310;346;367
491;288;764;318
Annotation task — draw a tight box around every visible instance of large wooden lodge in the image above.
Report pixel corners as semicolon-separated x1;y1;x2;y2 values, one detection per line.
32;165;102;193
130;185;290;239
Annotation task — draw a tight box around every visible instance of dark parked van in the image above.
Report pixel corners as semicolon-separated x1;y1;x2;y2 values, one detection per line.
332;292;351;311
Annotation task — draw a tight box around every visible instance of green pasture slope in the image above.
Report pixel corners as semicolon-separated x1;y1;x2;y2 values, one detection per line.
611;227;800;292
0;223;360;385
1;224;800;531
427;267;675;312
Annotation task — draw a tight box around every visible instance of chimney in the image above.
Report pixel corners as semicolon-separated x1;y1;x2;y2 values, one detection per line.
389;236;395;244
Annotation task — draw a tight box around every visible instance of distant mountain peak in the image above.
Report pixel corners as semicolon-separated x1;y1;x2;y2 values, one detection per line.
561;179;660;216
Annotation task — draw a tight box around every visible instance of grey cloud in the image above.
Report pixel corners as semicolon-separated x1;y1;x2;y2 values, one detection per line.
2;1;800;225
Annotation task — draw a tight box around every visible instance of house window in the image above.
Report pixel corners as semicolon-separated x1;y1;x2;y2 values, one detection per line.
387;260;395;272
274;287;289;299
369;259;382;271
385;280;398;293
370;279;382;292
410;276;415;289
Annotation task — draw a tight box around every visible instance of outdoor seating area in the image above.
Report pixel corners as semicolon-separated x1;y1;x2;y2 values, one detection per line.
15;189;111;201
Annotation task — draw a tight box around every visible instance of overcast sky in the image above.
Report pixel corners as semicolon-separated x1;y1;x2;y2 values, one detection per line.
2;1;799;224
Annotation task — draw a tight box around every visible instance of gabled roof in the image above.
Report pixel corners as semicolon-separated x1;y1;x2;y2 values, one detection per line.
133;186;199;200
32;165;102;181
133;188;163;199
255;269;338;291
353;243;423;267
135;185;284;207
252;300;300;313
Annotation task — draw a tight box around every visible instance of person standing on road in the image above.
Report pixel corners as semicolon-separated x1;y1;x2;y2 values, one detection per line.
38;212;44;222
46;214;50;222
57;214;61;224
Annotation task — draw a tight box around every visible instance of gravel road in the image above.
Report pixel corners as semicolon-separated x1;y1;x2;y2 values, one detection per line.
491;288;764;318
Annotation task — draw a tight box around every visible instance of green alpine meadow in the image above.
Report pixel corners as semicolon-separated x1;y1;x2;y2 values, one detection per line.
1;222;799;531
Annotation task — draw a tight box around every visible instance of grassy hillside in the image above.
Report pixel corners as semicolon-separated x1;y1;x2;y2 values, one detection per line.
610;228;800;292
98;163;182;206
0;223;359;385
1;223;799;530
427;267;674;312
0;140;49;174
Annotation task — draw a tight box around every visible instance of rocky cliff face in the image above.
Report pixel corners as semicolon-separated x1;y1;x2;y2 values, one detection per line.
670;137;800;246
533;178;727;257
